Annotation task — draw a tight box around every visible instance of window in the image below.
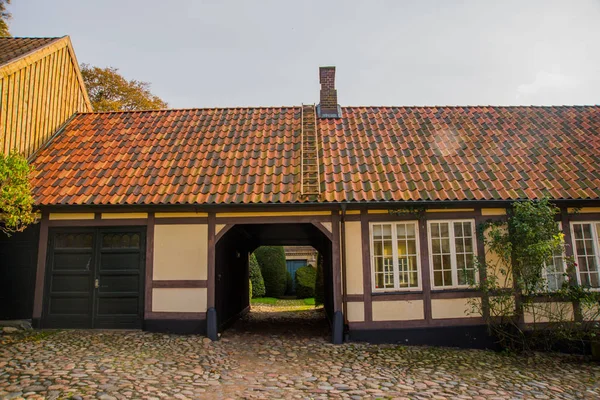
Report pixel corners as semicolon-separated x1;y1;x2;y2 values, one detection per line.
428;220;477;289
542;222;567;291
571;222;600;289
371;222;420;291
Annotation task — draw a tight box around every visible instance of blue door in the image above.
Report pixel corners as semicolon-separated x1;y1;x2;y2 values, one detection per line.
286;260;307;294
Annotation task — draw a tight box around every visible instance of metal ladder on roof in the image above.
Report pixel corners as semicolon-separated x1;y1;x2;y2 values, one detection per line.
300;104;321;199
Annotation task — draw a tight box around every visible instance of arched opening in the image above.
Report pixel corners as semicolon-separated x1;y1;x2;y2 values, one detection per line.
214;223;335;341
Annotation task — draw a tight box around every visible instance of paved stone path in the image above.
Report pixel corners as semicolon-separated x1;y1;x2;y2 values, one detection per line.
1;309;599;399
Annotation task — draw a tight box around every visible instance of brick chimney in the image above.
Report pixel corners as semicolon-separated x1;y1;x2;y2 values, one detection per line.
318;66;340;118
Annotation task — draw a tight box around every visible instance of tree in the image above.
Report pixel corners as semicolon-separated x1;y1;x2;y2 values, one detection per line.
249;253;266;298
0;152;39;235
80;64;167;112
470;198;600;352
253;246;287;298
295;265;316;299
0;0;11;37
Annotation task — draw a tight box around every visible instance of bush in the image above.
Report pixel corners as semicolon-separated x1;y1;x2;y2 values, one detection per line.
295;265;317;299
254;246;287;297
314;253;325;306
249;253;266;298
285;271;293;295
249;279;252;302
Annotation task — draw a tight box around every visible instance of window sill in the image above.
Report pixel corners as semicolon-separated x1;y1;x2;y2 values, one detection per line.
372;290;424;296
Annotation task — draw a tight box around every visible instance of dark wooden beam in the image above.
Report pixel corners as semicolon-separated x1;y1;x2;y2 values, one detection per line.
32;213;49;320
144;213;155;319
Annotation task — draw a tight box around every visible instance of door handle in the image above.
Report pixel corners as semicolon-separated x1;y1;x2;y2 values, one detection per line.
94;279;99;289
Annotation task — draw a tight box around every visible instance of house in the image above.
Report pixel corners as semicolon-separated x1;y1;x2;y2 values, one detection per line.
284;246;318;294
6;47;600;346
0;36;91;320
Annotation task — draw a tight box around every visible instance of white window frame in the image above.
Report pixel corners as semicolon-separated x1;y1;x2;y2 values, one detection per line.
541;222;568;292
369;221;422;292
427;219;478;290
569;221;600;290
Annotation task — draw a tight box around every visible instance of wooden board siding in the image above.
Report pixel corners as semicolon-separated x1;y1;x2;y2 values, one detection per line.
0;37;91;157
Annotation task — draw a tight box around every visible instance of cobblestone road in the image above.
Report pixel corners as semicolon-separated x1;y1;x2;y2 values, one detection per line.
1;309;599;399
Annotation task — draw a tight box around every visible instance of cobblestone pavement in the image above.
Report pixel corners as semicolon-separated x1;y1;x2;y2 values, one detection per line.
1;310;599;399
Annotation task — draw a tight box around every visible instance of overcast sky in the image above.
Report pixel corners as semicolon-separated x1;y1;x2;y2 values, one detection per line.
9;0;600;108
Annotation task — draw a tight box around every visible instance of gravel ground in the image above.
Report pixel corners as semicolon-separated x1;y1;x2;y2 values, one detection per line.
1;309;599;399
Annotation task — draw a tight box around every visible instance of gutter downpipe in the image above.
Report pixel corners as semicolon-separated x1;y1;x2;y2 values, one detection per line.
340;203;348;327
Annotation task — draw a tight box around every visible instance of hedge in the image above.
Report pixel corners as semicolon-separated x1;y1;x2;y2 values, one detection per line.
295;265;316;299
314;252;325;306
253;246;287;297
249;253;266;298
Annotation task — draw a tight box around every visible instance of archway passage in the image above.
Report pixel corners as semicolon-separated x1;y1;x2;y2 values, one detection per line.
215;223;335;341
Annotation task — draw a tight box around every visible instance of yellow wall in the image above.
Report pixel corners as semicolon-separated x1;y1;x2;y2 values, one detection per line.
484;225;513;288
582;303;600;321
155;212;208;218
345;221;364;295
153;224;208;280
346;302;365;322
431;298;479;319
372;300;424;321
101;212;147;219
152;288;207;312
48;213;94;220
568;207;600;214
481;208;507;216
523;302;574;323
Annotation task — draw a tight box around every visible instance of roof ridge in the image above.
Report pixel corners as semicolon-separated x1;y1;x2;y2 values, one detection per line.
76;105;600;115
341;105;600;108
78;106;303;115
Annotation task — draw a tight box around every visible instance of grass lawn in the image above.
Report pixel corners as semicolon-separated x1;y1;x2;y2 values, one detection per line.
251;297;278;305
251;297;319;311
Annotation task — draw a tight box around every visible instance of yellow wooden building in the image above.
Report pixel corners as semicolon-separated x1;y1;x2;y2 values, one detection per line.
0;36;91;157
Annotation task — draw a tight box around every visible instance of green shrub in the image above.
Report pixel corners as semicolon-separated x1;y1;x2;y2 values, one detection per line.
249;253;266;298
249;279;252;302
314;253;325;306
254;246;287;297
295;265;317;299
285;271;293;295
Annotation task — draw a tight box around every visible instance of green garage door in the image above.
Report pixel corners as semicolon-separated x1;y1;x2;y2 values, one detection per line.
43;228;145;329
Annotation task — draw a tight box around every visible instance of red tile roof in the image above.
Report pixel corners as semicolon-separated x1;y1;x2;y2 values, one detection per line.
0;37;60;67
31;108;301;205
30;105;600;206
320;106;600;202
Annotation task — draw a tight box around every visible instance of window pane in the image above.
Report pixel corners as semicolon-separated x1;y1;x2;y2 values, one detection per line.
456;238;464;253
398;241;407;256
464;238;473;253
407;240;416;255
431;223;440;237
382;225;392;240
383;241;393;256
434;271;443;286
591;273;599;288
454;222;463;237
442;254;452;270
373;225;382;239
441;239;451;253
374;241;383;256
432;238;441;253
406;224;416;238
432;255;442;271
444;270;452;286
397;224;406;238
440;223;449;237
